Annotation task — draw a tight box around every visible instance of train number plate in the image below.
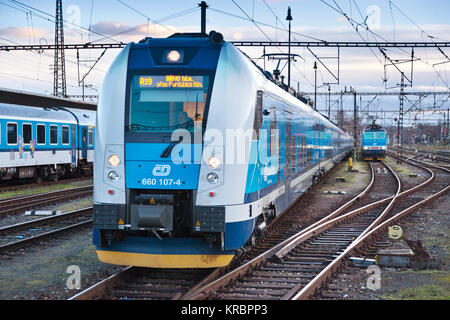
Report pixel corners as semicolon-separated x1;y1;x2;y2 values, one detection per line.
141;178;182;186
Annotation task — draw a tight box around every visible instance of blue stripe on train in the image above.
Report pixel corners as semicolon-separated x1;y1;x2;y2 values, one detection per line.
94;218;255;252
225;218;255;250
125;142;202;189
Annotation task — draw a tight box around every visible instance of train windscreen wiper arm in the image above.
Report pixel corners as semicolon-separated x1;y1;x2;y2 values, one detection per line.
160;136;183;158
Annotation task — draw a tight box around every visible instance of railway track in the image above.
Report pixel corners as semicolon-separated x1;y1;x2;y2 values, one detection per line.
184;157;448;300
69;158;448;300
0;185;92;218
69;161;377;300
391;146;450;167
0;207;93;254
183;161;400;299
69;267;223;300
69;161;359;300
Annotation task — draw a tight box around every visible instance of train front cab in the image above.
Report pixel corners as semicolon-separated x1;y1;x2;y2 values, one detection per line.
361;130;387;161
93;37;240;268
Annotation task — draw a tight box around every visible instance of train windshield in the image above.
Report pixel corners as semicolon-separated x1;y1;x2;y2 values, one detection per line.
128;74;209;133
364;132;385;139
375;132;385;139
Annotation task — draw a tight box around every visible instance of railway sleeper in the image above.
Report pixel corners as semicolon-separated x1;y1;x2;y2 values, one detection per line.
115;284;190;293
217;287;285;297
262;264;322;273
240;277;310;286
236;281;295;290
114;290;178;299
251;271;316;279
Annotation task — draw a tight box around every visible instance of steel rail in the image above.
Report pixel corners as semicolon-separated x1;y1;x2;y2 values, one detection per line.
0;185;92;204
186;159;437;300
0;207;92;234
68;266;134;300
0;185;92;217
181;162;377;300
290;156;446;299
0;208;93;253
69;161;348;300
274;162;404;260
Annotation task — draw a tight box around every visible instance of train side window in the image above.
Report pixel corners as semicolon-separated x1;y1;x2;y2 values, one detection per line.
292;135;296;174
37;124;46;145
302;136;306;168
62;125;70;145
269;110;277;156
7;123;17;145
252;91;263;140
50;125;58;145
23;123;32;144
88;127;94;146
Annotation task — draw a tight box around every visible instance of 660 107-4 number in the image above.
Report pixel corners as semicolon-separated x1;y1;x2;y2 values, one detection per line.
141;178;181;186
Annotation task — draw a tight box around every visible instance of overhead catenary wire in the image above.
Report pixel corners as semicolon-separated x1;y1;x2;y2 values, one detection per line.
217;1;316;89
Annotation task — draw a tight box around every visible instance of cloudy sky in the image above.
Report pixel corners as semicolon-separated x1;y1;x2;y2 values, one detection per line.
0;0;449;126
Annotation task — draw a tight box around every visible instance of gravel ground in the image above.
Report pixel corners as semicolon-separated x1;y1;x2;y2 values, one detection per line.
0;229;123;299
0;186;124;300
0;178;92;199
298;160;371;223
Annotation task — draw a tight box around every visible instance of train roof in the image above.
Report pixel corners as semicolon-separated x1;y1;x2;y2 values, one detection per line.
0;103;95;126
363;127;386;132
127;34;352;140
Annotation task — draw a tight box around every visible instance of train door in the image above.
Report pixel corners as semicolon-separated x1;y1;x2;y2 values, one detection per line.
71;124;77;167
313;121;320;171
285;118;292;187
81;126;88;159
269;110;280;183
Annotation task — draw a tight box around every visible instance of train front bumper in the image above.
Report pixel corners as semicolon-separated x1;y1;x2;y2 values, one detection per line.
94;233;234;268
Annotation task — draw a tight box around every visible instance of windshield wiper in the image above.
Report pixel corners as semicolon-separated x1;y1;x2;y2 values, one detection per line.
160;136;183;158
127;123;152;133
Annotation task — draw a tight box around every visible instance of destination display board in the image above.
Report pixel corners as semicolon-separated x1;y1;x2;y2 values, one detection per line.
139;75;204;89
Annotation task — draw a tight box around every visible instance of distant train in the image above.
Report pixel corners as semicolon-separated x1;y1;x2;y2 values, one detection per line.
93;32;353;268
361;122;387;161
0;103;95;181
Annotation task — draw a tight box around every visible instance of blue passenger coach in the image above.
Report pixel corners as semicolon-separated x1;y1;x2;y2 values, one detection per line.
93;32;353;268
0;103;95;181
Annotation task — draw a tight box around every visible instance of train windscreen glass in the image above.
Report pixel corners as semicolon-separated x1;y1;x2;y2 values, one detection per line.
128;75;209;132
375;132;385;139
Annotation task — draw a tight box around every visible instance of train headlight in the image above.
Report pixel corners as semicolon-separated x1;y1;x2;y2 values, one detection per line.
207;156;220;169
108;154;120;167
207;172;219;184
167;50;181;62
108;171;120;181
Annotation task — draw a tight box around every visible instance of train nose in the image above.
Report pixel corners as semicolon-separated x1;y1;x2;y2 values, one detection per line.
124;142;202;190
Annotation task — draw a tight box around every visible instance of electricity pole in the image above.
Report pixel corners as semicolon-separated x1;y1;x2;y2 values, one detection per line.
199;1;208;34
53;0;67;97
286;7;292;92
313;61;317;111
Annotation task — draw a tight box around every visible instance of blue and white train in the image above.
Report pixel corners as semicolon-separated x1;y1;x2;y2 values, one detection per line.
361;122;387;161
93;32;353;268
0;103;95;181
